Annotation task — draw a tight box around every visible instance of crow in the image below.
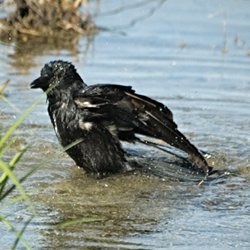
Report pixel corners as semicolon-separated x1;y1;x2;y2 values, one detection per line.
31;60;211;177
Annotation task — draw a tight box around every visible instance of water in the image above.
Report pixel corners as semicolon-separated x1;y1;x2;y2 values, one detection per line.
0;0;250;249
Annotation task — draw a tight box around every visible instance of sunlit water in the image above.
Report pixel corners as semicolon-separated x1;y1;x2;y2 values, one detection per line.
0;0;249;249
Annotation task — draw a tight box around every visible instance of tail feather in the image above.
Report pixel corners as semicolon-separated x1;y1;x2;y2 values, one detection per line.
146;111;209;174
127;94;210;175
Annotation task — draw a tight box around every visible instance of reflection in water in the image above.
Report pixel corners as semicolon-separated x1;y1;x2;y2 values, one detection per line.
32;165;247;249
32;166;188;249
1;35;95;73
0;0;167;73
0;0;100;73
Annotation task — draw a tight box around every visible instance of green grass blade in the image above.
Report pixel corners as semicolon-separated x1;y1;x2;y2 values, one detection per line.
11;215;34;250
63;138;84;152
0;195;26;210
0;160;36;215
0;95;21;114
0;138;16;159
0;80;9;95
9;146;27;168
0;147;27;195
0;165;39;202
0;94;44;149
56;216;105;228
0;215;32;250
0;147;26;182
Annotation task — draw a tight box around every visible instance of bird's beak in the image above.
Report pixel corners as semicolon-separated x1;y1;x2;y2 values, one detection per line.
30;76;49;90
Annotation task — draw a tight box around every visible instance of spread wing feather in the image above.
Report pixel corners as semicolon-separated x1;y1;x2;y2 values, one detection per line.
74;84;209;174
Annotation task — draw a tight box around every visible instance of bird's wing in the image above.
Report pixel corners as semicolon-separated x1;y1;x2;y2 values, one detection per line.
74;84;210;174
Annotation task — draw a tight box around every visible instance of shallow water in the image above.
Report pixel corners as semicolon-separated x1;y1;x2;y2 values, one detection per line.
0;0;250;249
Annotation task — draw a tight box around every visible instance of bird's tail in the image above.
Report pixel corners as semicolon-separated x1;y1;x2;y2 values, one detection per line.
139;110;210;175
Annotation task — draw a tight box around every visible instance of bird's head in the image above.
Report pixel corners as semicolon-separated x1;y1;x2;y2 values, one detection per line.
30;60;85;95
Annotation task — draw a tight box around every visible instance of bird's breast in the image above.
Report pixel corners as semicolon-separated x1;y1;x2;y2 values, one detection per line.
49;101;92;148
52;112;63;143
49;102;75;143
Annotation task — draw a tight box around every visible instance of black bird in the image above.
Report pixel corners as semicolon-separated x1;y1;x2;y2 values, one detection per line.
31;60;211;177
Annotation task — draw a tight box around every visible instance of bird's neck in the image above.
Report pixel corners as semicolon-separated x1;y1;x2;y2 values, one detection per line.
47;89;69;106
47;83;84;105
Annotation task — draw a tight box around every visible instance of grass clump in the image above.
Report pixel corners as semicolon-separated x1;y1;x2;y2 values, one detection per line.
0;0;97;40
0;88;42;249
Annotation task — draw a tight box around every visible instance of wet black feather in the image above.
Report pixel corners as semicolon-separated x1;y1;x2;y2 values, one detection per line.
31;60;211;177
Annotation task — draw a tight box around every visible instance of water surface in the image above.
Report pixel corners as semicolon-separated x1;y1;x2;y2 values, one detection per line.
0;0;249;249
